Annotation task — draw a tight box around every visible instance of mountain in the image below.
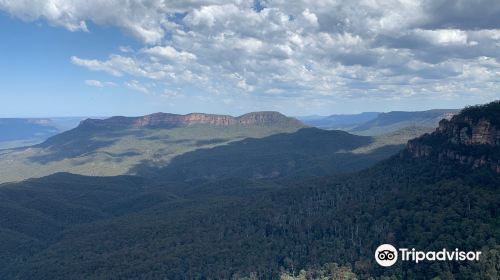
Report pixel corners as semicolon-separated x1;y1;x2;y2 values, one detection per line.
0;117;89;149
297;109;459;136
0;112;307;183
79;111;303;128
0;101;498;279
350;109;459;135
1;110;452;184
0;111;409;184
297;112;380;130
49;117;95;131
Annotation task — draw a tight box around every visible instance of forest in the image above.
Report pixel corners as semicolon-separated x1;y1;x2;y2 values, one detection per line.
0;102;498;279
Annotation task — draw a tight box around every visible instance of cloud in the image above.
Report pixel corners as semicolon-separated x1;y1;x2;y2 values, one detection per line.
124;80;149;94
85;80;104;87
119;46;134;53
3;0;500;107
419;0;500;30
141;46;197;62
71;56;124;76
414;29;468;46
85;79;116;88
71;55;150;77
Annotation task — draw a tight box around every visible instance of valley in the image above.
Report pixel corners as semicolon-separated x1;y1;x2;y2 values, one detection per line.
0;111;443;184
0;101;498;279
1;2;499;279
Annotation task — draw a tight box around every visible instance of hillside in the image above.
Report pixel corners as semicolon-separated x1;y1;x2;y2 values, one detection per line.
350;109;459;135
298;109;458;136
133;127;399;180
0;101;498;279
0;112;305;183
297;112;380;130
0;112;411;184
407;101;500;172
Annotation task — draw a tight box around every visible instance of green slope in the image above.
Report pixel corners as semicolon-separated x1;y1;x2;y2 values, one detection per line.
0;111;416;184
132;127;401;180
0;112;305;183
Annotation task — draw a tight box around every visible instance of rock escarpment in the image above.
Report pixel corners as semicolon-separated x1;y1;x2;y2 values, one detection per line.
80;111;304;129
406;101;500;173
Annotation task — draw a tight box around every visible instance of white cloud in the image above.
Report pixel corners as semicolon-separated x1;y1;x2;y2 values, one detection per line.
71;56;124;76
71;55;151;78
414;29;468;46
142;46;197;62
119;46;134;53
85;80;104;87
85;79;116;88
125;80;149;94
2;0;500;106
300;9;318;27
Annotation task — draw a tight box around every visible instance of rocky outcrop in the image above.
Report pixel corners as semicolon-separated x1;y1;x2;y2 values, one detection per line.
406;101;500;173
80;111;304;129
132;113;237;127
435;118;500;146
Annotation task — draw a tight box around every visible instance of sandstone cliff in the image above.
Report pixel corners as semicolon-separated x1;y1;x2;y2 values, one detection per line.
406;101;500;173
80;111;304;129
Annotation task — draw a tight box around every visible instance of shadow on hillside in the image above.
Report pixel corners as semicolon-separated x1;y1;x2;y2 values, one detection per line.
29;139;118;164
27;126;155;163
129;128;405;181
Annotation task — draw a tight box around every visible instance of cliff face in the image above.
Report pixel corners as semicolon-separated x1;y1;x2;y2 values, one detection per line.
406;101;500;173
80;111;304;129
436;118;500;146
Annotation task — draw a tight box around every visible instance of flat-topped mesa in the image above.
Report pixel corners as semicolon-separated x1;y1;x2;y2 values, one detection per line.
405;100;500;172
132;113;237;127
79;111;304;129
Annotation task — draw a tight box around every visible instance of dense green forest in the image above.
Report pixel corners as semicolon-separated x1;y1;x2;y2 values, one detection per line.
0;102;498;279
1;153;498;279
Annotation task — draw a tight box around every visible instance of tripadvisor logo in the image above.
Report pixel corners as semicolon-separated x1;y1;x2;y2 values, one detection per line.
375;244;482;267
375;244;398;267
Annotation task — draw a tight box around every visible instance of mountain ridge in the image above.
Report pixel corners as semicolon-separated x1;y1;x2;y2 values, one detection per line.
296;109;459;135
79;111;303;129
350;109;458;135
0;111;308;183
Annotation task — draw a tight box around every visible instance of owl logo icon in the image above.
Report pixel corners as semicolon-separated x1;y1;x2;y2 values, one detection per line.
375;244;398;267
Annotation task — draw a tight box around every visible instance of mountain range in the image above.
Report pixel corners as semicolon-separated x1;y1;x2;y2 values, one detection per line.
1;109;458;151
297;112;380;130
0;101;498;279
298;109;459;135
0;111;411;183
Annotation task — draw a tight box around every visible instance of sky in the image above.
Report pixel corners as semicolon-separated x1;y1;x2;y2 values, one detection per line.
1;0;500;117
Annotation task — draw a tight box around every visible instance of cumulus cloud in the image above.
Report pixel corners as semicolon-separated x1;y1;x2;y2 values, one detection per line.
2;0;500;107
141;46;197;62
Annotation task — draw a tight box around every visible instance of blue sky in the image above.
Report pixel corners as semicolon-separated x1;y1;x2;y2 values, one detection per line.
1;1;499;117
0;14;178;117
